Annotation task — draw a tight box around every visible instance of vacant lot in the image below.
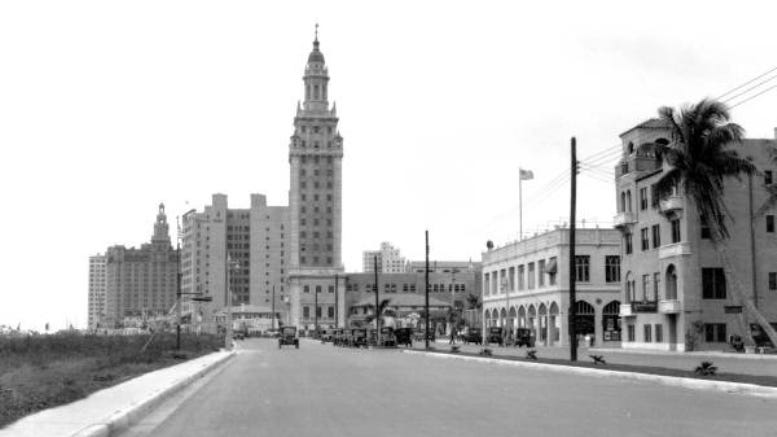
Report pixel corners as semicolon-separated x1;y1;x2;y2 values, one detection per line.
0;332;222;428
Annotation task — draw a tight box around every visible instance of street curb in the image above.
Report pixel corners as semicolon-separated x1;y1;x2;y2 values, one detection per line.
590;347;777;360
402;349;777;399
70;349;237;437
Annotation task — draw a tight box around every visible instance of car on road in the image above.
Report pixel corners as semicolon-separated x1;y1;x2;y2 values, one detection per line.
463;328;482;344
394;328;413;347
513;328;535;348
486;327;503;346
278;326;299;349
380;327;396;347
348;328;368;347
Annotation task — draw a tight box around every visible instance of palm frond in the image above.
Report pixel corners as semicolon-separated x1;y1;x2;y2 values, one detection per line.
755;184;777;217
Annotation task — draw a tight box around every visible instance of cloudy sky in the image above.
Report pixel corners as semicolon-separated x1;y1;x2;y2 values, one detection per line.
1;0;776;330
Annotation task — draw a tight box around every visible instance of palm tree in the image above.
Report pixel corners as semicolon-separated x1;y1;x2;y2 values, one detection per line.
465;293;482;328
364;298;392;329
649;98;777;348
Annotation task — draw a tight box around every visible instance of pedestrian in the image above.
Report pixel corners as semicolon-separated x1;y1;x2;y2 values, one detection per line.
449;325;457;345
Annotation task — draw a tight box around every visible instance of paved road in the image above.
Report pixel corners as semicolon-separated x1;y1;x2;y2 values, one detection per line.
418;341;777;378
128;339;777;437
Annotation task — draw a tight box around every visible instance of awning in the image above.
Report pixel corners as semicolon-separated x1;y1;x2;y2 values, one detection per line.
545;258;558;275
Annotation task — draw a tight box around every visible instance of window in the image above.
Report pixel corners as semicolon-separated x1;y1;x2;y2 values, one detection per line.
640;228;649;251
642;274;650;301
705;323;727;342
484;274;490;296
651;224;660;248
548;257;557;285
508;266;515;290
518;265;525;290
538;260;545;287
767;215;775;233
653;272;661;301
643;324;652;343
328;306;334;318
527;263;536;289
671;219;681;243
766;170;773;185
575;256;590;282
639;187;648;210
655;324;663;343
328;285;334;293
304;285;310;293
316;306;322;318
625;233;633;254
627;325;635;342
702;268;726;299
769;272;777;291
605;256;620;283
303;306;310;319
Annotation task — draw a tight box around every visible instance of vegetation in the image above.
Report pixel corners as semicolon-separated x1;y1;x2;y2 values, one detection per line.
0;332;222;428
650;98;777;347
694;361;718;376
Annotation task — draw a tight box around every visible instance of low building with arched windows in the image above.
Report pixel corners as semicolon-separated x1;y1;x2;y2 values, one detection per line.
482;228;622;347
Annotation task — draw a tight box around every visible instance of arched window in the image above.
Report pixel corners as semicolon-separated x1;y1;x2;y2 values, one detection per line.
575;300;595;315
666;264;678;300
620;192;626;212
314;84;319;99
306;85;310;100
602;300;620;315
628;142;634;154
624;272;634;302
626;190;632;212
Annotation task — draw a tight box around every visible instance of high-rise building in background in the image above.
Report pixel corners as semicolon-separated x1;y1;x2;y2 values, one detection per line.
288;33;346;329
88;254;107;329
362;242;406;273
180;194;289;327
104;204;178;328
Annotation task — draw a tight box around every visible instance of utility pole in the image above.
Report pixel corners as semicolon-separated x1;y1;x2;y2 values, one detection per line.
569;137;578;361
176;217;182;350
334;274;339;329
271;285;276;331
425;230;430;350
314;284;319;338
374;255;380;345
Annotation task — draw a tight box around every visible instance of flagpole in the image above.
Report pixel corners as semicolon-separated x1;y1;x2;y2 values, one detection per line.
519;168;523;241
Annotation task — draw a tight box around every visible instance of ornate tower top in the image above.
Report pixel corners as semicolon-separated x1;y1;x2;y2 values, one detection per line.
152;202;170;245
302;25;330;113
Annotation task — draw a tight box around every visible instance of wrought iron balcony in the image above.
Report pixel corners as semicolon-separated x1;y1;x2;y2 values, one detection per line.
658;299;681;314
659;196;683;214
613;212;637;229
631;301;658;313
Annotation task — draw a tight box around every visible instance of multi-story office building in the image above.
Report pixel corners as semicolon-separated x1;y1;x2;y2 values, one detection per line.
288;33;346;328
104;204;178;328
362;242;406;273
88;254;107;329
181;194;289;326
614;121;777;351
482;228;622;347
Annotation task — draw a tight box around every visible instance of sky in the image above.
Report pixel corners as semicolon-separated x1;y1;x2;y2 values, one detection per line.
1;0;776;331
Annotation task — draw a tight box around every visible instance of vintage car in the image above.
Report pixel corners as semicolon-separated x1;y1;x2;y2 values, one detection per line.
514;328;535;348
486;327;504;346
278;326;299;349
463;328;482;344
394;327;413;347
331;329;345;346
319;329;336;343
380;327;396;347
348;328;368;348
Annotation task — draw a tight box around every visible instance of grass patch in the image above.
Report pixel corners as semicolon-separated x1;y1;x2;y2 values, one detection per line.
418;349;777;388
0;332;222;428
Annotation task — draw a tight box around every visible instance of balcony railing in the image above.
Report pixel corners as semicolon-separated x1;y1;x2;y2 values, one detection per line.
631;301;658;313
658;242;692;259
659;196;683;214
658;299;681;314
613;211;637;229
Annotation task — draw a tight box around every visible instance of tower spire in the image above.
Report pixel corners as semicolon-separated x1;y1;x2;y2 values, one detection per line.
315;22;319;43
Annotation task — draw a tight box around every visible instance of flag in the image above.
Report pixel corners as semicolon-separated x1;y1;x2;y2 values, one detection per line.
519;169;534;180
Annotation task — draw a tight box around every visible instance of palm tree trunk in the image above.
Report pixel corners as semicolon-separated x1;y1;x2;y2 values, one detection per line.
717;247;777;348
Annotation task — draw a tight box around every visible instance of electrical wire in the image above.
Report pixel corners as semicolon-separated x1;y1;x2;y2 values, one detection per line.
729;83;777;109
716;65;777;100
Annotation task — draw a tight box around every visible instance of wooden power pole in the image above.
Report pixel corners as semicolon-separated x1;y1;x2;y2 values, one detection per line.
569;136;578;362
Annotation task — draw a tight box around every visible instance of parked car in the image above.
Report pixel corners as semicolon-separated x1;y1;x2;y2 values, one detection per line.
514;328;535;348
320;329;335;343
348;328;368;348
486;327;503;346
380;327;396;347
394;328;413;347
278;326;299;349
463;328;482;344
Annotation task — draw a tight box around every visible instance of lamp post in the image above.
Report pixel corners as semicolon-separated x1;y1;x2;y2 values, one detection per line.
334;274;339;329
314;284;319;338
448;268;460;336
225;255;240;350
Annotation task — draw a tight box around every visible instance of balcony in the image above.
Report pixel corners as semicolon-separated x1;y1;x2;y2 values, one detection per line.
658;242;692;259
620;304;634;317
659;299;682;314
613;212;637;229
659;196;683;215
631;301;658;313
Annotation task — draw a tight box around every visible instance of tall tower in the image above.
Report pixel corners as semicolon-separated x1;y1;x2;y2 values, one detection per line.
288;27;345;329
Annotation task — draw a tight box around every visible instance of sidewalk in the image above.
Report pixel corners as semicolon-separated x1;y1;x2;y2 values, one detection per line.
0;349;235;437
422;340;777;378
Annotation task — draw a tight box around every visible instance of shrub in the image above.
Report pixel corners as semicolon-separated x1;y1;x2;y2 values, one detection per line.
695;361;718;376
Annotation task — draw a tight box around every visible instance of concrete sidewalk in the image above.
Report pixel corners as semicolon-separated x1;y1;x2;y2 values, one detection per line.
0;349;236;437
424;340;777;377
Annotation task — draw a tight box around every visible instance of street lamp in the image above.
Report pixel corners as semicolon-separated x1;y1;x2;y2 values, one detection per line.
225;255;240;350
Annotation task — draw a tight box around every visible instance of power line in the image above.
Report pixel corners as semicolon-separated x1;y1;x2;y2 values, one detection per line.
722;74;777;104
717;65;777;100
729;83;777;109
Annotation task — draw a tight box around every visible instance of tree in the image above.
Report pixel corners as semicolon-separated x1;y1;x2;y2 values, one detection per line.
649;98;777;348
364;298;392;329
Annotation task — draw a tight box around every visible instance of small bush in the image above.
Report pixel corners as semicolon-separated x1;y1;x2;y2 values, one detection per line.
479;348;492;357
695;361;718;376
526;349;538;360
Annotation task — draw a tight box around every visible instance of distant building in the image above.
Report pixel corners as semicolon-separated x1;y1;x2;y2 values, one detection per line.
104;204;178;328
482;228;622;347
88;254;107;329
614;121;777;351
362;242;406;273
181;194;289;329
